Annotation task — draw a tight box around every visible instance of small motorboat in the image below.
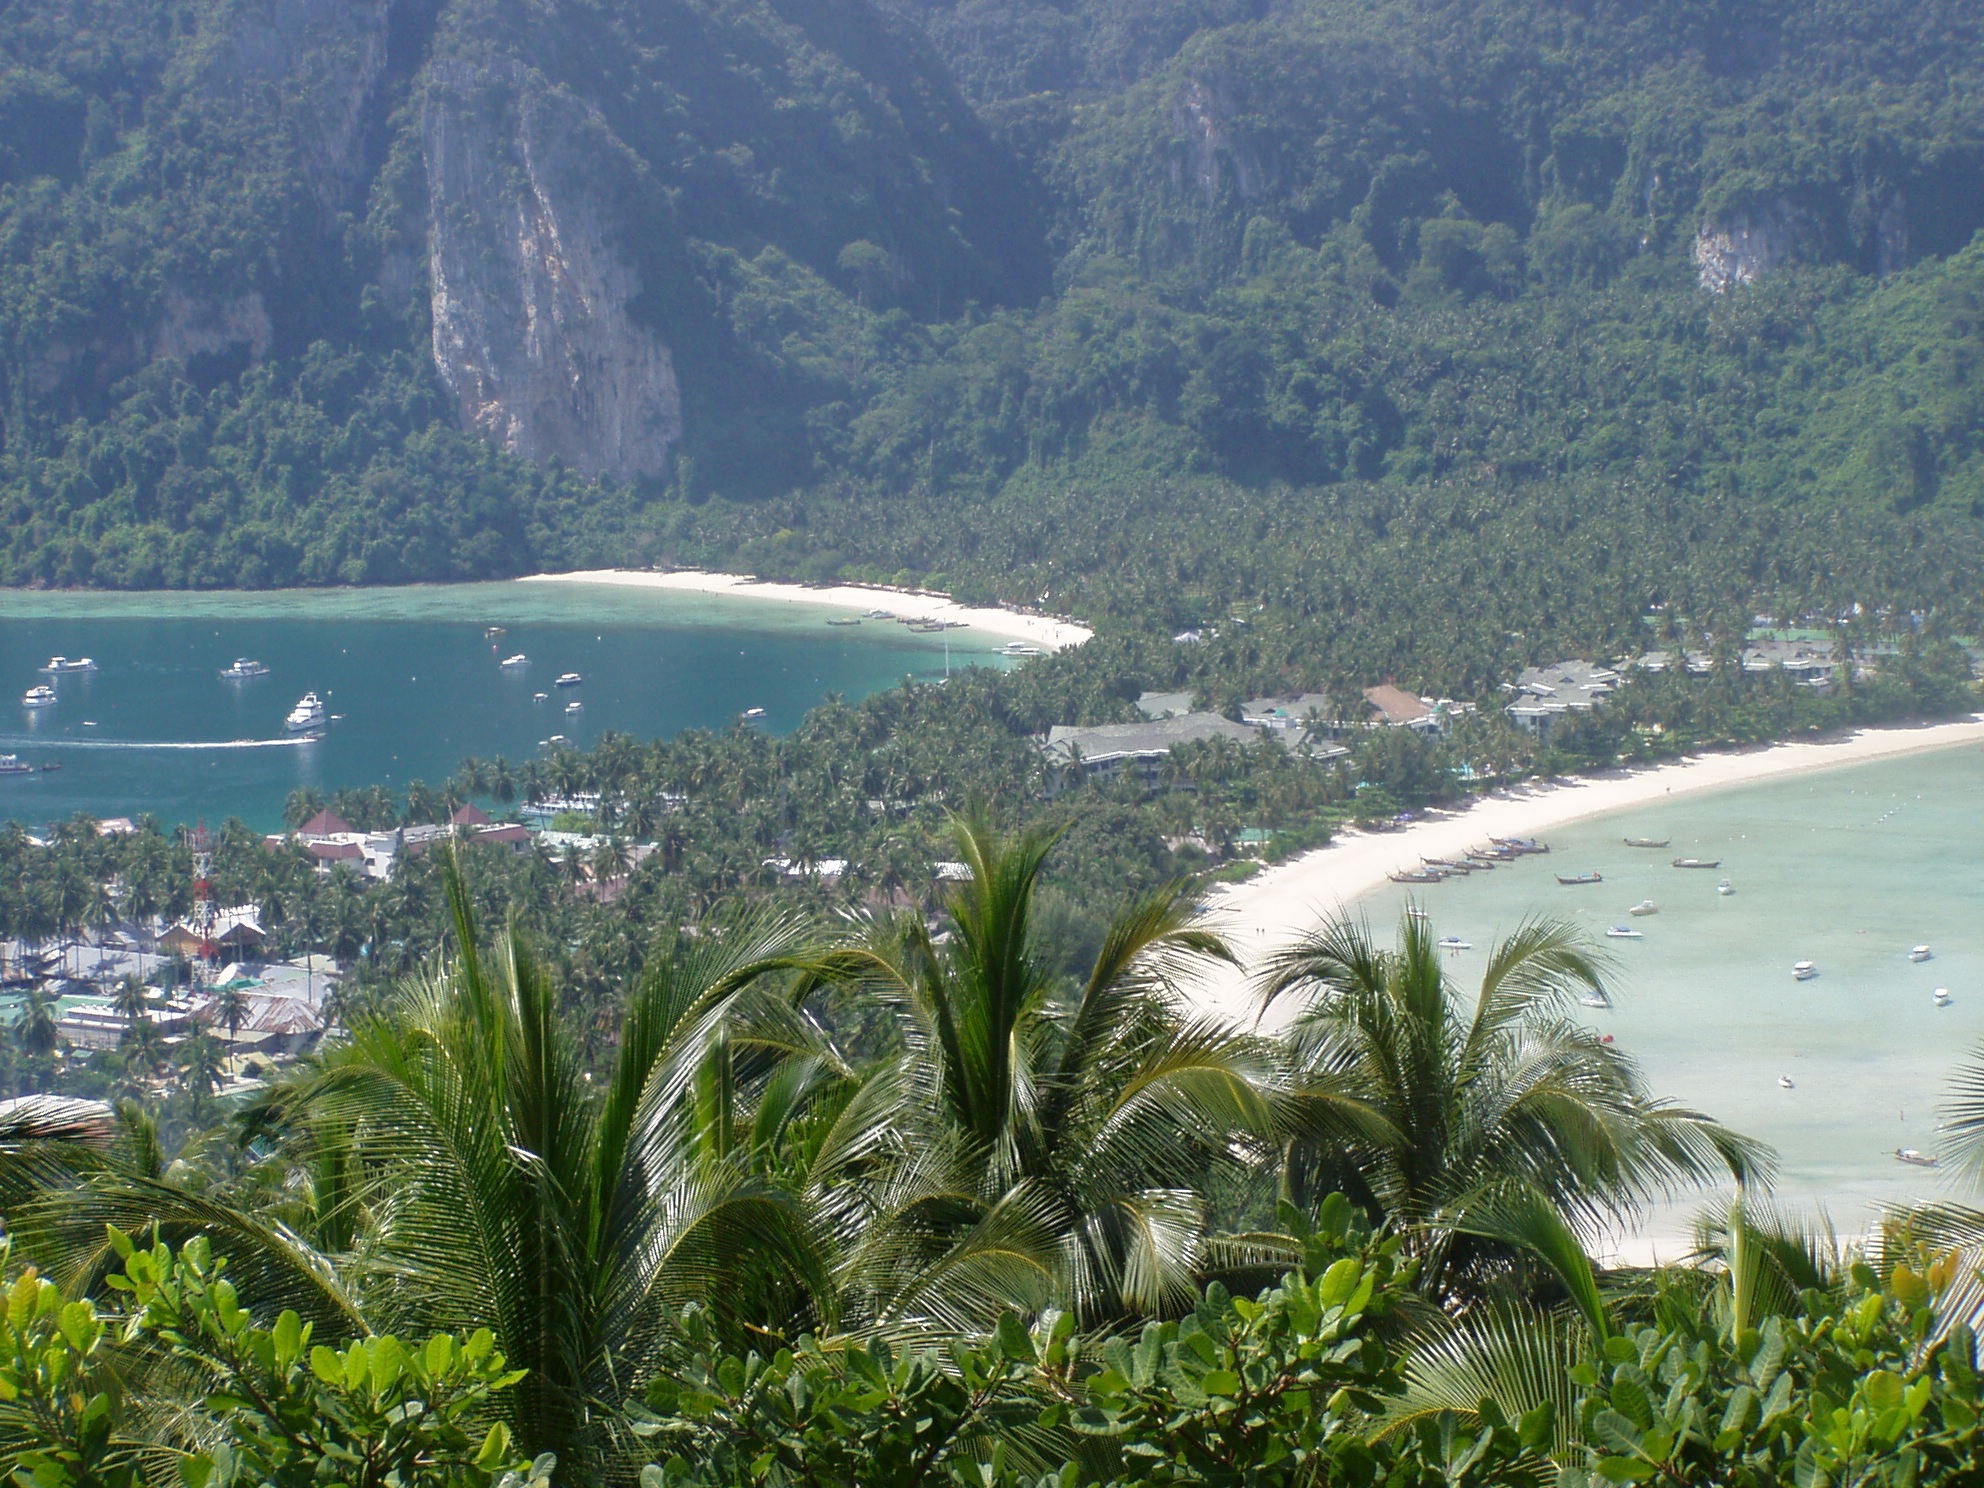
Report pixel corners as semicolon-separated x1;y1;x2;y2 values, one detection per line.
555;672;583;688
564;700;583;713
1000;642;1044;656
1716;880;1735;896
1791;960;1818;982
1436;936;1472;951
500;654;529;669
37;761;60;772
37;656;96;674
1623;837;1670;848
1389;869;1444;884
826;616;862;626
1672;857;1721;869
1895;1148;1939;1168
1934;988;1952;1007
1405;907;1430;920
0;754;30;775
1579;995;1611;1009
1492;836;1551;854
1556;871;1603;885
21;685;56;708
220;658;270;679
864;609;894;620
1778;1075;1795;1089
484;626;507;639
533;692;549;702
742;707;767;720
1909;945;1933;963
284;693;327;732
1604;926;1644;940
1628;899;1658;916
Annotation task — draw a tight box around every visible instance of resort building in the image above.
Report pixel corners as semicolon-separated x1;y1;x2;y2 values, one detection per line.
1504;659;1619;737
1041;713;1261;791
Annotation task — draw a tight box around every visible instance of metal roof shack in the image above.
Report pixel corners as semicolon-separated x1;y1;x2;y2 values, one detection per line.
1042;713;1260;791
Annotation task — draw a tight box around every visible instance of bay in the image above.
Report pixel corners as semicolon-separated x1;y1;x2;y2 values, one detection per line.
1354;742;1984;1222
0;581;988;832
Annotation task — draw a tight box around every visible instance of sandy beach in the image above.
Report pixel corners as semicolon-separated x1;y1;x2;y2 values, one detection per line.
518;568;1092;650
1193;713;1984;1023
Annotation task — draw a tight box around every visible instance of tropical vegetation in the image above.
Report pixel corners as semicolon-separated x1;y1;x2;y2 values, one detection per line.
3;829;1984;1482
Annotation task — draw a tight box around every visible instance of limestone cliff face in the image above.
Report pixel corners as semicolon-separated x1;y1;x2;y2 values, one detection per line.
422;58;681;483
1692;201;1813;292
1170;75;1263;201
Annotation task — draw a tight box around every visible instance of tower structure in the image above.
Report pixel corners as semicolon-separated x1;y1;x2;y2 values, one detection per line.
190;819;217;989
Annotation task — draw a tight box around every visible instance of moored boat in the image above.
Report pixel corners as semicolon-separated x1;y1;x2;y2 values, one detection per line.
827;617;862;626
220;657;270;679
0;754;30;775
1791;959;1817;981
1436;936;1472;951
1388;868;1443;884
1579;994;1611;1009
1491;836;1551;854
554;672;583;687
565;700;583;713
1672;857;1721;869
1909;945;1933;963
742;707;767;721
1604;926;1644;939
21;685;56;708
1556;870;1603;885
499;653;529;669
284;692;327;732
1716;879;1735;895
38;656;97;674
1628;899;1658;916
1935;988;1952;1007
1623;836;1670;848
1895;1148;1938;1168
1779;1075;1795;1089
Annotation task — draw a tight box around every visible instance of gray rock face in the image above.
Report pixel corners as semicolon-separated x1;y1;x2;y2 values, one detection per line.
422;59;682;483
1692;201;1812;292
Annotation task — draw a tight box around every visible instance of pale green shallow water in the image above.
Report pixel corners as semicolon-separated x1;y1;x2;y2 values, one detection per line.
1354;743;1984;1223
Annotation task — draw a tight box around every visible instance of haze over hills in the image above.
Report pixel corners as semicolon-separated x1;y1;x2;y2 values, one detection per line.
1;0;1982;655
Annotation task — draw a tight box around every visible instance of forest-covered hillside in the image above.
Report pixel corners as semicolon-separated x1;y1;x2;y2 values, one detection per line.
1;0;1982;660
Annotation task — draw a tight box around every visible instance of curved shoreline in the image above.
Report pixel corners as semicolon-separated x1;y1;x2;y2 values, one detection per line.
518;568;1093;650
1192;713;1984;1024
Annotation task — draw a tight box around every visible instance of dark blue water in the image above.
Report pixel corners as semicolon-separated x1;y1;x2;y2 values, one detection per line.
0;581;986;830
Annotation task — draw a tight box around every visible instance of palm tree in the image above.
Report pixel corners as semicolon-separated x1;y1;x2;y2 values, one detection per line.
280;866;832;1472
826;812;1274;1326
111;974;151;1045
1260;912;1767;1298
210;982;249;1077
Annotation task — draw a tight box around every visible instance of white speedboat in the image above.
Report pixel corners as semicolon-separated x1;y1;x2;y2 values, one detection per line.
999;642;1044;656
220;657;270;679
533;691;549;702
21;685;56;708
1909;945;1933;963
1579;994;1610;1009
1628;899;1658;916
1778;1075;1795;1089
284;692;327;732
742;707;766;720
554;672;583;688
1791;960;1817;981
1436;936;1472;951
1604;926;1644;940
1716;880;1735;896
1934;987;1952;1006
499;654;529;669
564;700;583;714
38;656;96;674
1405;907;1430;920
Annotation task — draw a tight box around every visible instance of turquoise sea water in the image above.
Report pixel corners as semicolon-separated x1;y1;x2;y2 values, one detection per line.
0;581;983;831
1353;742;1984;1221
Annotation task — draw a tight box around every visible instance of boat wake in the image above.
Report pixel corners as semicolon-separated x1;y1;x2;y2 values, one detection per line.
0;735;313;751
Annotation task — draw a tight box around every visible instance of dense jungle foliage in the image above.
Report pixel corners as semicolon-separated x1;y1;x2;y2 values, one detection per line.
1;0;1982;673
8;839;1984;1485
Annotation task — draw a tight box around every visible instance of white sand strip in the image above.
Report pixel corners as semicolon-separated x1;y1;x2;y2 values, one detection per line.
518;568;1092;650
1194;714;1984;1024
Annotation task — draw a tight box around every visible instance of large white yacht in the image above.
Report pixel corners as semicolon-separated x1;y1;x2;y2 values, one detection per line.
220;658;271;679
284;692;327;732
500;653;530;669
38;656;97;674
21;685;56;708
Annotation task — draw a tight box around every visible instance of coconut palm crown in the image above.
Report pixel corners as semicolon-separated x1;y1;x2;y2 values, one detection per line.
1261;911;1768;1294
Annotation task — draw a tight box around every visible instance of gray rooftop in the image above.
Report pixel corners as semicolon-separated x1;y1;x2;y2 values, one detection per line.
1135;690;1197;719
1044;712;1261;765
